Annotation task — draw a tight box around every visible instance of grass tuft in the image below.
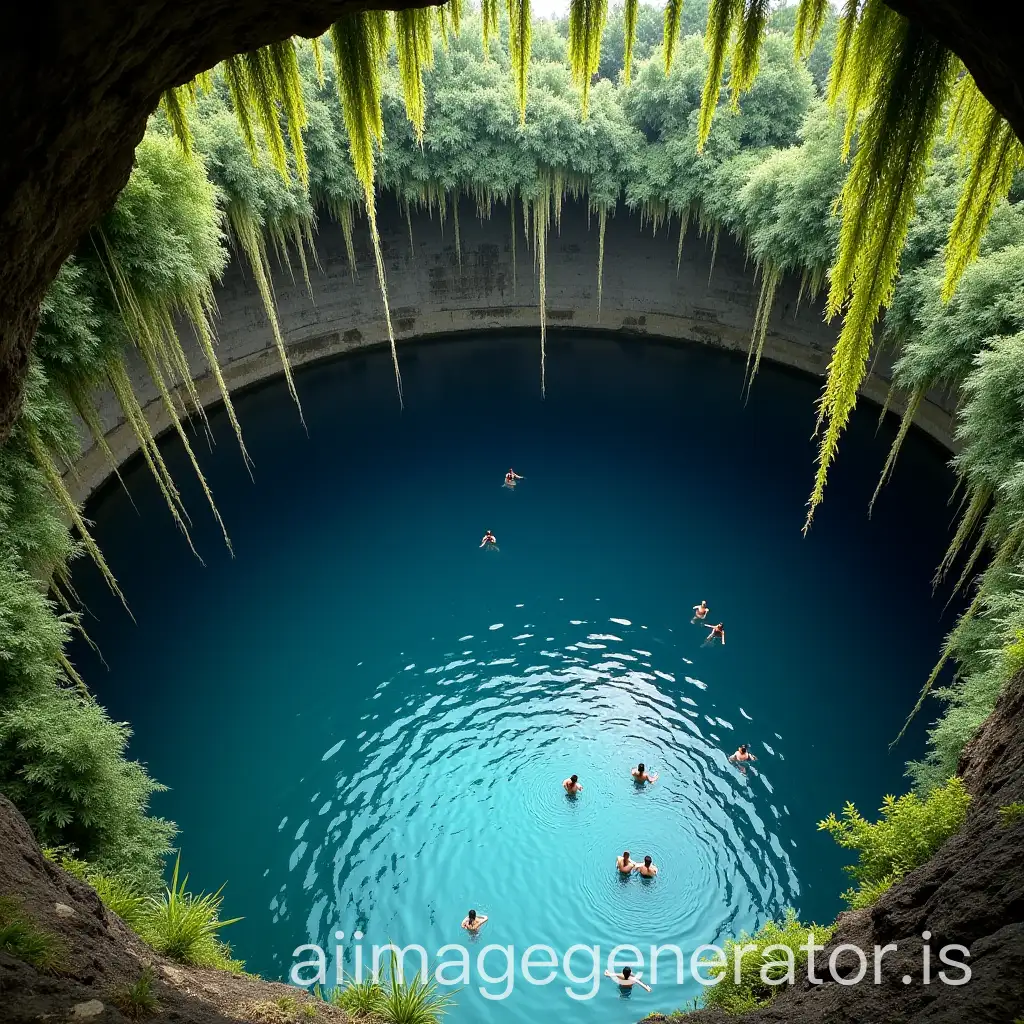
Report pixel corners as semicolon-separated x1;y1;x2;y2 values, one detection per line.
111;965;161;1020
0;897;66;973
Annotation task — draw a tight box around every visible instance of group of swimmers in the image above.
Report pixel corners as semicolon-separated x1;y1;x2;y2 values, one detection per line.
464;472;754;993
478;469;523;550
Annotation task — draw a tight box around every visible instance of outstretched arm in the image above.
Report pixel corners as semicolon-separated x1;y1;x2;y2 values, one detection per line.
637;980;652;993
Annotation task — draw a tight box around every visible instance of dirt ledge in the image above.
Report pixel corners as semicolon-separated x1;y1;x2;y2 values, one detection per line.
0;791;354;1024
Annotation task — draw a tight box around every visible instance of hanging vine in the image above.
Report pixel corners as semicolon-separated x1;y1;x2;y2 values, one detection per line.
329;10;404;407
568;0;608;116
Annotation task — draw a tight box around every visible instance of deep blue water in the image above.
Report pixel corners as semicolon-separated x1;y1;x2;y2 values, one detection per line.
70;333;956;1021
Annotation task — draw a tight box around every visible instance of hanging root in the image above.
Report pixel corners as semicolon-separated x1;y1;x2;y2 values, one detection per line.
329;11;402;407
25;425;131;616
568;0;609;116
229;204;305;427
743;263;780;401
868;386;923;516
181;291;253;474
596;202;607;318
934;484;992;589
135;341;234;555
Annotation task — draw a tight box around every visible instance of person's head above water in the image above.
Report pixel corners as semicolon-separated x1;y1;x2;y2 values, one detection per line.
570;774;578;783
637;762;645;773
644;855;652;867
467;909;477;921
738;744;748;754
622;849;630;859
622;967;632;979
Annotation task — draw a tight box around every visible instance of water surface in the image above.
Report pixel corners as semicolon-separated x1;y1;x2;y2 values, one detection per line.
71;333;956;1020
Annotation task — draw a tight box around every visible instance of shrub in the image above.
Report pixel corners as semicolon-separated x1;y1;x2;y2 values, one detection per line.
819;777;971;908
999;802;1024;828
0;896;66;973
325;978;384;1016
699;910;836;1014
135;855;243;971
111;965;161;1020
323;954;454;1024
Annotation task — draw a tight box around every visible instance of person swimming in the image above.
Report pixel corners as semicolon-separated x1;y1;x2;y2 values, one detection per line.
604;966;651;993
729;744;757;764
692;600;709;622
504;469;524;488
563;774;583;795
637;855;658;878
616;850;638;875
479;530;497;549
705;622;725;645
461;909;489;933
631;762;659;784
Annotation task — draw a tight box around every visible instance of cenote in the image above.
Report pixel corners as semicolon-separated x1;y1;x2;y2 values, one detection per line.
70;332;955;1021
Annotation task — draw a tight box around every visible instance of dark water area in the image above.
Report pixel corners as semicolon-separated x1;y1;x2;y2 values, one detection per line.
70;332;958;1021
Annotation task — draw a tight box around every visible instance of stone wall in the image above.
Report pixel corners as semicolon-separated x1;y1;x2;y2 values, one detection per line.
68;196;957;503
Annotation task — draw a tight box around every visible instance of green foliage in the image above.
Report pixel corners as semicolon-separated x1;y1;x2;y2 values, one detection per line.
806;10;957;531
0;896;65;973
323;955;454;1024
699;910;837;1013
111;965;161;1020
137;855;243;971
568;0;609;114
325;978;385;1016
0;688;175;893
818;778;971;908
999;802;1024;828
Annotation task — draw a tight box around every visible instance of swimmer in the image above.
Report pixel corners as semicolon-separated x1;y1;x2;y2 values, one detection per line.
563;774;583;795
504;468;524;488
729;744;757;764
631;762;659;784
705;622;726;645
604;966;651;993
479;530;497;549
461;909;488;933
616;850;638;875
692;600;709;622
637;855;658;878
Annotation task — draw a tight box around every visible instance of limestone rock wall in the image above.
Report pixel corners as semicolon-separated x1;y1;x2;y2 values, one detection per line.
70;197;956;502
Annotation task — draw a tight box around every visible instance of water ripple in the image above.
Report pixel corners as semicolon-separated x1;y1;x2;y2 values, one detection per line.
267;602;799;1023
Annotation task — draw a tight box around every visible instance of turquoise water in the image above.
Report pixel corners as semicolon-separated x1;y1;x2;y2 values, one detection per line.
70;333;956;1020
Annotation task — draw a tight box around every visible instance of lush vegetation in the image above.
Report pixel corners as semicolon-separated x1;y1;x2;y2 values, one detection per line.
689;910;837;1014
2;0;1023;978
324;956;455;1023
818;777;972;909
0;896;65;973
54;850;243;971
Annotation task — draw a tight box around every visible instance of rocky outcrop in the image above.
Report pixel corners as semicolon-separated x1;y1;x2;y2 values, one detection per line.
643;670;1024;1024
0;792;351;1024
